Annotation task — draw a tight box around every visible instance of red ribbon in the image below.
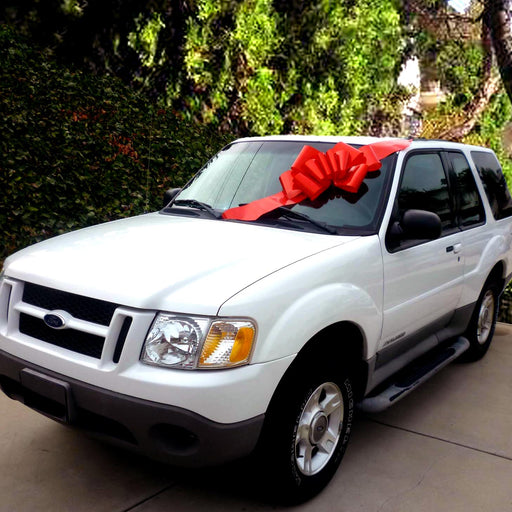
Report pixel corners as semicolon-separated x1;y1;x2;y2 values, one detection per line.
222;139;411;221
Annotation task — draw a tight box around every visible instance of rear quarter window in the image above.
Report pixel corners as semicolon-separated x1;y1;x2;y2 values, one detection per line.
447;152;485;228
471;151;512;220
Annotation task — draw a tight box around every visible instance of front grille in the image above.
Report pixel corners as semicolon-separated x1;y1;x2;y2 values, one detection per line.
23;282;118;326
19;313;105;359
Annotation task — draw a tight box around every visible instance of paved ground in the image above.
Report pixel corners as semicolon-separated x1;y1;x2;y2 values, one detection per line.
1;324;511;512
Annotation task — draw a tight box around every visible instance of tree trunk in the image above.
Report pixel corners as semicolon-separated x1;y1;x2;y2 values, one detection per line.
486;0;512;103
437;10;500;141
438;76;501;140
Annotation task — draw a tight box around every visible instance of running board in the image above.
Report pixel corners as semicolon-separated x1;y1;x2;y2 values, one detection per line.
358;337;470;414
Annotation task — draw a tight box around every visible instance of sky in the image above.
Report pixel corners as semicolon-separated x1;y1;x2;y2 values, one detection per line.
448;0;471;13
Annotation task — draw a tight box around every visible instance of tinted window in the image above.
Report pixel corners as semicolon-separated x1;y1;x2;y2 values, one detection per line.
398;153;455;233
447;152;485;227
471;151;512;220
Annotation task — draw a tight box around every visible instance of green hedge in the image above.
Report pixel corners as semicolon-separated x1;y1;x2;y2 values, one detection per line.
0;26;230;265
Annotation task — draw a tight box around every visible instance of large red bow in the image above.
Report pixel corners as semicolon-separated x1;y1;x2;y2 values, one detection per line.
222;139;411;221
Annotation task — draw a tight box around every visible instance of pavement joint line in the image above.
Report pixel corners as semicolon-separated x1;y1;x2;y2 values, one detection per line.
119;482;177;512
366;418;512;462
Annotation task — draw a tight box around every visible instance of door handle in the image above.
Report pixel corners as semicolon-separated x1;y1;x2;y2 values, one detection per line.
446;243;462;254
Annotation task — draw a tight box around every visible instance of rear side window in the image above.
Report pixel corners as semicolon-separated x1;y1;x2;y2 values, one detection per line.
446;152;485;227
471;151;512;220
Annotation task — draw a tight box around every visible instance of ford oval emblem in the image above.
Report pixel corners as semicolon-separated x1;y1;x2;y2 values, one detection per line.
43;313;66;329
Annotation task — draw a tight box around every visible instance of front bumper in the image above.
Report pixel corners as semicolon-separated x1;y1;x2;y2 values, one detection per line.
0;350;264;467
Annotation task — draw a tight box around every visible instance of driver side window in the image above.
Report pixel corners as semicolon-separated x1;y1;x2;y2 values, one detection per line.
398;152;455;233
387;152;456;252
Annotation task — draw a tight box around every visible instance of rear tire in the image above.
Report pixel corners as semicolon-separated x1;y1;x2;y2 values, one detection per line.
462;280;500;362
255;364;354;504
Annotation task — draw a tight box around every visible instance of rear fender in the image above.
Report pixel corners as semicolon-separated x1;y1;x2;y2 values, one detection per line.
462;233;510;303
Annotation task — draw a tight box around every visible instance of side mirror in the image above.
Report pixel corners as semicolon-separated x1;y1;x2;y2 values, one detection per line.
400;209;442;240
163;188;182;208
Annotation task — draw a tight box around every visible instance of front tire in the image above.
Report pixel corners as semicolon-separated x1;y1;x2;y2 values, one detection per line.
256;367;354;504
462;280;500;361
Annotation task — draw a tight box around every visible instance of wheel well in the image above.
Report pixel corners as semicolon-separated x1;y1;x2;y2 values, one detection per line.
487;261;505;293
281;322;368;401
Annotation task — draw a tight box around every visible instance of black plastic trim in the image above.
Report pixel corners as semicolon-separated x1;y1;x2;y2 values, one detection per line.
113;317;132;364
375;311;452;370
0;350;264;467
376;302;475;370
2;283;11;323
366;302;475;395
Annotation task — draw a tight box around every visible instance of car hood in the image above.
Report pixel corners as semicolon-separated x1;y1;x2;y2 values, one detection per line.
5;213;356;315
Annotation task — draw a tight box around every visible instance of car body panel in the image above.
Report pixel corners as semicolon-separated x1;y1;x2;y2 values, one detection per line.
1;135;511;466
4;212;350;315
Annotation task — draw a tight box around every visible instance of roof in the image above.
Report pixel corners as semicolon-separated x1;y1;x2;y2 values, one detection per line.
232;135;493;153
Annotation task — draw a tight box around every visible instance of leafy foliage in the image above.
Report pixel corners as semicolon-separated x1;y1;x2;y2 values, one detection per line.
1;0;408;137
463;92;512;181
0;26;229;264
417;30;512;184
413;22;486;103
437;41;486;106
128;12;165;68
179;0;406;135
4;2;512;319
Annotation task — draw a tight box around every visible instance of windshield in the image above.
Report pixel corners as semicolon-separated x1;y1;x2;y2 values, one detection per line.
171;140;395;234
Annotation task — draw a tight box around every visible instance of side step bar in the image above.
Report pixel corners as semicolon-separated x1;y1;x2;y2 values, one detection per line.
358;337;470;414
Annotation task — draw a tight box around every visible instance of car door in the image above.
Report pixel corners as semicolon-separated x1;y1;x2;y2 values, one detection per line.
380;150;465;355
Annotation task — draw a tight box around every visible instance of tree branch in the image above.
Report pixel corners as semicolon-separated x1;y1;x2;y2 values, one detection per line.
435;1;504;141
438;75;501;141
486;0;512;102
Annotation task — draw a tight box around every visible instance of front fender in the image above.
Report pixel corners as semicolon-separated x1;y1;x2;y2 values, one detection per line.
253;282;380;362
218;236;383;364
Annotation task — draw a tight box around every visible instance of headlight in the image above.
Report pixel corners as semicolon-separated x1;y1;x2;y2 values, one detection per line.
142;315;209;369
142;313;256;370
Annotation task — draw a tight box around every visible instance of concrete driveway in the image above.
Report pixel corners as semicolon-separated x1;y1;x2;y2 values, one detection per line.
1;324;511;512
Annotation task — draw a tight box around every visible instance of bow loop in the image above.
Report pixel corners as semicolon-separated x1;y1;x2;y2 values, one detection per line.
279;170;303;200
335;163;368;193
334;151;351;180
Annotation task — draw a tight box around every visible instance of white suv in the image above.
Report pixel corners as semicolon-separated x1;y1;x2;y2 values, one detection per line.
1;136;511;502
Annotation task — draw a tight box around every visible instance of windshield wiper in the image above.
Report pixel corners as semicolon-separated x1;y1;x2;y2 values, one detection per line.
172;199;221;219
271;207;337;234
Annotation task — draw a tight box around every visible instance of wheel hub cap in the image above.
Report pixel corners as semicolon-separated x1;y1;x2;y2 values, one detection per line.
310;413;328;444
294;382;344;476
477;290;495;345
